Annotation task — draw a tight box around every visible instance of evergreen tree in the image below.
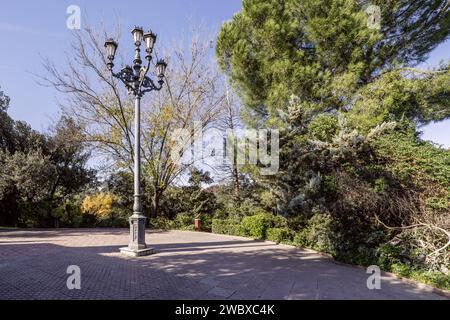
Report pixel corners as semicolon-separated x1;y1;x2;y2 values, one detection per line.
217;0;450;127
217;0;450;270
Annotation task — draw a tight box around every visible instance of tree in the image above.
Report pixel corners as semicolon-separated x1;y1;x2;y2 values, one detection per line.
41;25;227;218
46;116;96;206
158;168;218;228
104;171;135;214
0;90;95;227
215;84;246;197
217;0;450;126
0;87;15;153
0;89;47;225
216;0;450;270
81;192;120;225
0;87;9;112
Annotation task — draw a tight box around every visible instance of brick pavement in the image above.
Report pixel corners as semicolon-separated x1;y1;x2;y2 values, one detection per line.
0;229;447;300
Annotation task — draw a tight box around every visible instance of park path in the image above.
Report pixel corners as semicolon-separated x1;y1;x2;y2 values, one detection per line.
0;229;447;300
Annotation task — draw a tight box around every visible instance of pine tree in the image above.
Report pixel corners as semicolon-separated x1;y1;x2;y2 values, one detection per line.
217;0;450;126
216;0;450;270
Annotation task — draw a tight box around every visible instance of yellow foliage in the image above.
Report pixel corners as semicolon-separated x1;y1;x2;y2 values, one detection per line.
81;192;118;218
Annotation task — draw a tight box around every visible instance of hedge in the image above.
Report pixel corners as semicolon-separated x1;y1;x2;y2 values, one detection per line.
266;227;293;244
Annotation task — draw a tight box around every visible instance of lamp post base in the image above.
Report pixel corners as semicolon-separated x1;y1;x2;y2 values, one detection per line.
119;246;156;257
119;214;155;257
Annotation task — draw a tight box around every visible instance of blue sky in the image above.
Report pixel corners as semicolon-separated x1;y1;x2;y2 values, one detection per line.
0;0;448;147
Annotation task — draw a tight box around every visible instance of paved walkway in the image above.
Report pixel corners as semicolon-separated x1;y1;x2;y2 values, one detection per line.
0;229;446;300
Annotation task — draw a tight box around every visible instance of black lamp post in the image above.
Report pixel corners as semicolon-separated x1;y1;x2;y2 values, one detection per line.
105;26;167;257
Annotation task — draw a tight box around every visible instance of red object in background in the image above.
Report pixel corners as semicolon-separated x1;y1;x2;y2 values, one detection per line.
195;219;202;232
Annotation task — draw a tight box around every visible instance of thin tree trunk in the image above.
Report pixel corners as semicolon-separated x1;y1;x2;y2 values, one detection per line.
151;189;162;218
232;165;240;197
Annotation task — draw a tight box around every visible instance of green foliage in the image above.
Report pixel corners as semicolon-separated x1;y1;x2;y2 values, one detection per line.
0;99;95;227
266;227;293;244
242;212;286;239
242;214;271;239
374;126;450;192
390;264;450;291
148;217;175;230
216;0;450;289
347;67;450;130
377;243;406;270
217;0;450;125
0;87;10;112
158;169;218;220
293;214;335;254
307;114;339;142
173;213;196;231
0;150;54;203
170;211;213;232
17;201;52;228
1;1;449;292
52;198;84;228
0;87;14;153
212;216;246;236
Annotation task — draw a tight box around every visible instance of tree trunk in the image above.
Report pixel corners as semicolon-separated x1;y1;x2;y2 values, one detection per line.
151;190;161;219
232;165;240;198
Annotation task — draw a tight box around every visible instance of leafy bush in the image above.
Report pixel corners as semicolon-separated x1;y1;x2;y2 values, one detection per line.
199;213;213;232
293;214;335;254
241;212;285;239
173;212;196;230
53;199;83;228
18;201;52;228
266;227;293;244
95;214;128;228
148;217;175;230
390;264;450;291
377;243;404;270
307;114;339;142
212;216;246;236
213;212;288;240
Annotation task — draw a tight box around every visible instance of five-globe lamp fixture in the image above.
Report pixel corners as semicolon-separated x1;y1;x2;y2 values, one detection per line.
104;27;167;97
104;26;167;257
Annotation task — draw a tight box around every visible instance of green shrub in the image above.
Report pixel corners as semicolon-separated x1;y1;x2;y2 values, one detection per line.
110;216;128;228
390;264;450;291
212;217;245;236
266;227;293;244
293;214;335;254
199;213;213;232
173;212;195;230
18;201;52;228
171;212;212;231
213;212;287;240
52;200;84;228
148;217;175;230
81;212;97;227
377;243;403;270
293;231;308;248
241;213;282;239
307;114;339;142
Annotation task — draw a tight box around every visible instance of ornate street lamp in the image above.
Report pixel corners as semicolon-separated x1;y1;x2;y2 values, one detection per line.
105;26;167;257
